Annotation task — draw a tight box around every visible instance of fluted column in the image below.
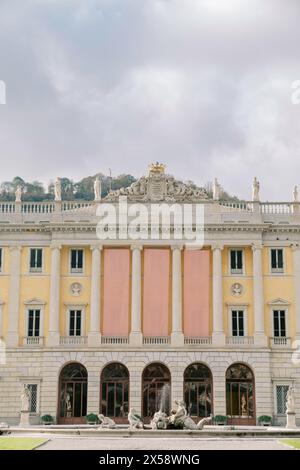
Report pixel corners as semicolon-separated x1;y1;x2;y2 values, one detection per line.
6;246;22;347
129;245;143;346
171;245;184;346
47;244;61;346
212;245;225;346
252;245;267;346
88;245;102;346
292;245;300;341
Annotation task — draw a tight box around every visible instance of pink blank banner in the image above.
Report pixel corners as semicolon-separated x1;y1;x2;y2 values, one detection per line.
143;249;170;336
103;249;130;336
183;250;210;336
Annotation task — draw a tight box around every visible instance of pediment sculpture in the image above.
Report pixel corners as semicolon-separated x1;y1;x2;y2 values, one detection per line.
105;163;208;202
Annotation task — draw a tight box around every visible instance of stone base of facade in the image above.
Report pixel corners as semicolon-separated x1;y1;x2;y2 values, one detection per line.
0;348;299;426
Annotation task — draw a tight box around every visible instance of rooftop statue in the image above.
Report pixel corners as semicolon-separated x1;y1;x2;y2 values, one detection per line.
252;177;260;202
54;177;62;202
94;176;101;202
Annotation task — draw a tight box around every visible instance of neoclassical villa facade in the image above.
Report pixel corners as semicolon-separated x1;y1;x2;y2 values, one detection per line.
0;164;299;426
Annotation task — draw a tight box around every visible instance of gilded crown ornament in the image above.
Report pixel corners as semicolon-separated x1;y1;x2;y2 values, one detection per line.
148;162;166;175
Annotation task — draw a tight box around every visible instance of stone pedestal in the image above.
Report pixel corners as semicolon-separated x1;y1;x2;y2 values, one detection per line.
286;412;297;429
19;411;30;427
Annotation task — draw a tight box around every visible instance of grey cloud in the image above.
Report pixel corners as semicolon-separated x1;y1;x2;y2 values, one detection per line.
0;0;300;199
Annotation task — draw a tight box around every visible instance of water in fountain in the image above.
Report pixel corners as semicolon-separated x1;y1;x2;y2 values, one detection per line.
158;383;170;414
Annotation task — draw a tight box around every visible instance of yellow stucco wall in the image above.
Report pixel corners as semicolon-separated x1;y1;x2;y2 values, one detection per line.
0;244;297;341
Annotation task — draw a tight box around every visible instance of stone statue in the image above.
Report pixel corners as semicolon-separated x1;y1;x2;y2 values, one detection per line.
94;176;101;202
98;414;116;429
169;400;212;430
241;394;247;416
54;177;62;202
293;186;299;203
21;385;31;412
65;393;72;416
286;385;295;413
150;409;168;430
252;177;260;202
15;185;22;203
213;178;220;201
128;408;143;429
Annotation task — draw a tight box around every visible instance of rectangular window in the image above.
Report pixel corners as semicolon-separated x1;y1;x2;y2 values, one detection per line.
271;249;284;273
273;310;286;337
29;248;43;272
276;385;289;414
69;310;82;336
231;310;244;336
0;248;2;271
70;249;83;272
27;384;38;413
230;249;243;274
27;309;40;337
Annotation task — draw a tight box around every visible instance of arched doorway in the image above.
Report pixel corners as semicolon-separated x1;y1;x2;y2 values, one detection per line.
184;363;213;418
142;363;171;421
58;362;87;424
100;363;129;423
226;363;255;425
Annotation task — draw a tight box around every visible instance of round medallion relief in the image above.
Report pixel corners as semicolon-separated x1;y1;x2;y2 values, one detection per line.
70;282;83;296
231;282;243;297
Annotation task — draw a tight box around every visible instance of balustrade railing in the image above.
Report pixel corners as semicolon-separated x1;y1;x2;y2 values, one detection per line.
143;336;171;345
101;336;129;345
184;336;212;346
270;336;291;347
226;336;254;346
23;336;44;346
60;336;87;346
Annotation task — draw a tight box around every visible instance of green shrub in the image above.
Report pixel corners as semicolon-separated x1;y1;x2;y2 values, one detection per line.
258;415;272;425
86;413;99;424
213;415;227;425
41;415;54;424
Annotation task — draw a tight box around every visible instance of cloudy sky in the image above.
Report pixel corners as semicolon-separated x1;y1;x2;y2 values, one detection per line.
0;0;300;200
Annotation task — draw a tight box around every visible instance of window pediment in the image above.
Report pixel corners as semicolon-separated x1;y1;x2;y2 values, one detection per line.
24;298;46;306
267;298;290;306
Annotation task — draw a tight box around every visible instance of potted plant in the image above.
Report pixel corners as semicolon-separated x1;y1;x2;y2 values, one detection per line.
86;413;99;425
213;415;227;426
258;415;272;426
41;414;54;425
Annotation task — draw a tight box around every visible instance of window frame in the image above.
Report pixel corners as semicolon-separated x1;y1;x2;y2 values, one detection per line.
65;305;86;337
27;309;41;337
228;248;245;275
24;299;45;339
19;378;42;415
270;248;285;274
69;248;84;274
272;380;293;416
28;248;43;274
227;305;248;337
273;309;287;338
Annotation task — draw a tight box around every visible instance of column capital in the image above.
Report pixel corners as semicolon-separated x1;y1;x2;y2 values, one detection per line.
9;245;22;253
291;243;300;252
130;244;143;251
171;244;183;251
90;244;103;252
211;243;224;251
251;243;263;252
50;243;62;251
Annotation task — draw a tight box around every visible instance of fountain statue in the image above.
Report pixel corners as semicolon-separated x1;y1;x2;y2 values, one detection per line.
168;400;212;430
150;409;169;430
98;414;116;429
128;408;143;429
